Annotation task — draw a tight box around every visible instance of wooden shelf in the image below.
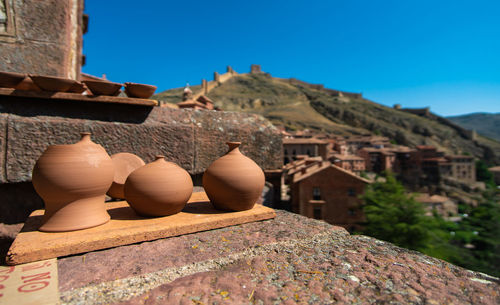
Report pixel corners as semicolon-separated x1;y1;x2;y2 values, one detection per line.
0;87;158;106
6;192;276;265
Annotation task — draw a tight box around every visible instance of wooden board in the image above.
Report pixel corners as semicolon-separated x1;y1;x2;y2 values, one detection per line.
0;88;158;106
6;192;275;265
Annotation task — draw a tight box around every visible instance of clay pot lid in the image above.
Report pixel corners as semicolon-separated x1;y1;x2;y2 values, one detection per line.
110;153;146;184
124;82;157;99
0;71;26;88
29;74;78;92
82;79;122;96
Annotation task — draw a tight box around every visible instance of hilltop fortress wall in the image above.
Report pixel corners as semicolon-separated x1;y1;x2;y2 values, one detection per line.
394;105;477;141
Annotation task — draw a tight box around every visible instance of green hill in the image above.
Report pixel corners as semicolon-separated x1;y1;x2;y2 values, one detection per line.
155;73;500;165
447;112;500;142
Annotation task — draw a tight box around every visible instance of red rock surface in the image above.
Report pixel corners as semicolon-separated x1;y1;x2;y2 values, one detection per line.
55;211;499;305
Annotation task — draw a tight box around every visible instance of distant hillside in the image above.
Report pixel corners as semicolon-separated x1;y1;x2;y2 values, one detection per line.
447;112;500;142
155;73;500;165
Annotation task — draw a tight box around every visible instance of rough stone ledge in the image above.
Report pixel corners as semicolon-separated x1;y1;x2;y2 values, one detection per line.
55;210;499;305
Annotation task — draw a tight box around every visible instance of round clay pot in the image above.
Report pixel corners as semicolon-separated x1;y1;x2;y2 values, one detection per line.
202;142;265;211
124;156;193;217
107;152;145;199
32;132;114;232
29;74;77;92
83;80;122;96
124;82;157;98
0;71;26;88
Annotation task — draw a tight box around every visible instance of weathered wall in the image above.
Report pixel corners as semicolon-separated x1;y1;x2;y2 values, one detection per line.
0;0;83;79
0;96;282;222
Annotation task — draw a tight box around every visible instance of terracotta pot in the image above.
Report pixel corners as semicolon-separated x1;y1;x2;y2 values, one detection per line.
124;156;193;217
83;80;122;96
124;82;157;99
32;132;114;232
29;74;77;92
203;142;264;211
0;71;25;88
15;76;42;91
67;81;87;94
107;152;145;199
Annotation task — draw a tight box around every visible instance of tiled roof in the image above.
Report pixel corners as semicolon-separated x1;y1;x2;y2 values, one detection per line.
283;138;329;144
293;162;371;184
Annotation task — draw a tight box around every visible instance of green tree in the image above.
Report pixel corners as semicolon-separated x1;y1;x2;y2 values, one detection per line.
360;172;430;250
475;160;494;187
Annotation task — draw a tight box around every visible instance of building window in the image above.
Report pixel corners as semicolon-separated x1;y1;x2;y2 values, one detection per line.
348;188;356;196
348;209;356;216
306;149;311;156
313;206;322;220
313;187;321;200
284;149;288;155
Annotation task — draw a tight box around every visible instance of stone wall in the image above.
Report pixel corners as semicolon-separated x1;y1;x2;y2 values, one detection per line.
0;95;282;223
0;0;84;79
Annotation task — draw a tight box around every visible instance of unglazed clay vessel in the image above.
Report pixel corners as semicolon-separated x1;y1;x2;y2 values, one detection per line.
107;152;145;199
29;74;77;92
0;71;25;88
203;142;265;211
83;80;122;96
124;82;157;98
32;132;114;232
15;76;42;91
124;156;193;217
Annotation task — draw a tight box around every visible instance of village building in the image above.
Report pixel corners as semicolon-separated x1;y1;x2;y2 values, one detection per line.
413;146;475;185
177;86;216;110
446;155;476;184
290;160;370;231
357;147;395;173
329;153;366;174
415;193;458;219
282;137;328;164
490;166;500;185
332;135;391;155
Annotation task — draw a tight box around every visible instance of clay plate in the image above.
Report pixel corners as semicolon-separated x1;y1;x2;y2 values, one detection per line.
0;71;26;88
67;81;87;94
83;80;122;96
107;152;145;199
124;82;157;99
29;74;78;92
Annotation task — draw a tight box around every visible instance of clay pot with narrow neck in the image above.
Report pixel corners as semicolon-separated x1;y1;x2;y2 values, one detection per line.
203;142;265;211
32;132;114;232
107;152;145;199
124;156;193;217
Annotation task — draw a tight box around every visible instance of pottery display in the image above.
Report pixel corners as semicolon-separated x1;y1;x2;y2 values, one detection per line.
124;82;157;98
83;80;122;96
0;71;26;88
15;76;42;91
29;74;77;92
32;132;114;232
67;81;87;94
203;142;264;211
107;152;145;199
124;155;193;217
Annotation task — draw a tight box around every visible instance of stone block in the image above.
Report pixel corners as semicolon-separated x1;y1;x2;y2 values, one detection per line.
190;110;282;174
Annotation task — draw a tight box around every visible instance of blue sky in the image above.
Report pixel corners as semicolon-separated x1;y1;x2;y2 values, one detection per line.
83;0;500;116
